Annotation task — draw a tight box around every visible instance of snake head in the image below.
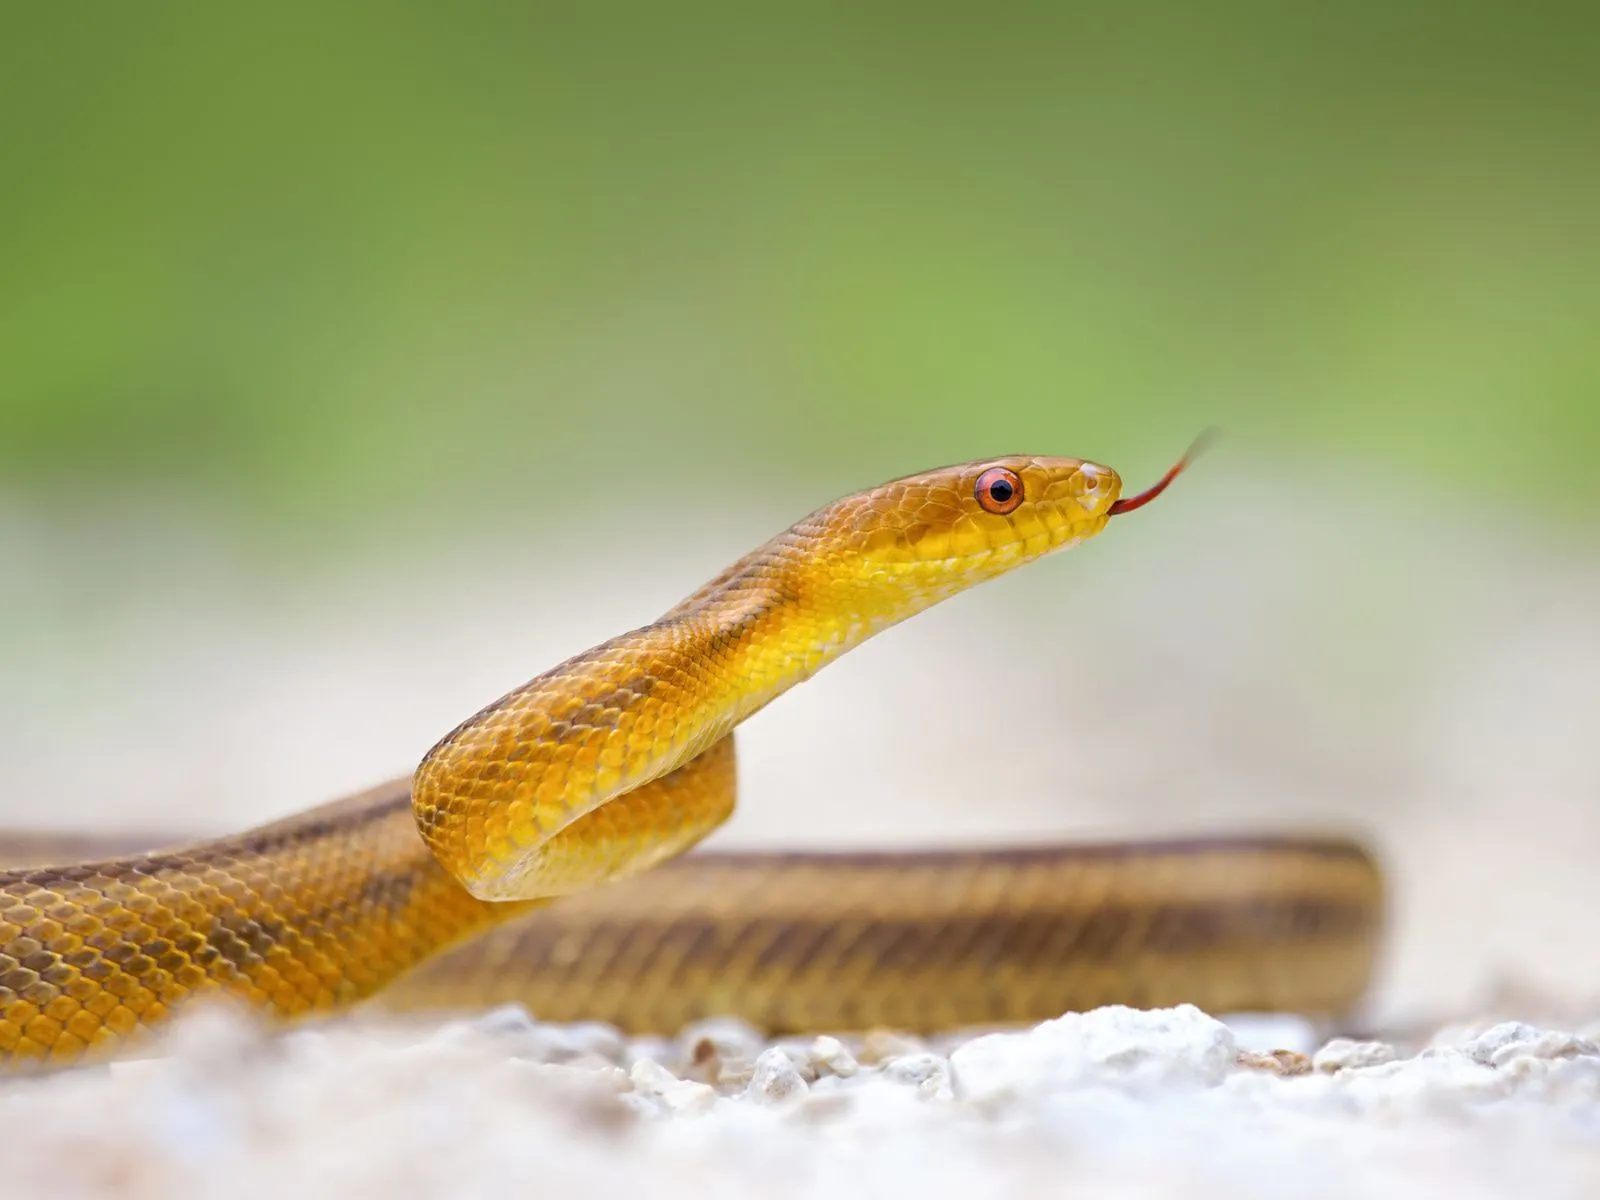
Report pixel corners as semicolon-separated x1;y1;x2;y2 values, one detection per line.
801;456;1125;602
787;438;1204;623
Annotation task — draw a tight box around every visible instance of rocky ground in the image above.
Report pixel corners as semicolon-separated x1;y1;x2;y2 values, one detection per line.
6;1002;1600;1199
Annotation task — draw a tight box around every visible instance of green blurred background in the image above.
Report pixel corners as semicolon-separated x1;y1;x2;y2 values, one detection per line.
4;2;1597;543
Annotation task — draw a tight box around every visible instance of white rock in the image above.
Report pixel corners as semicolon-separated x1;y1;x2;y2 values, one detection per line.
808;1036;859;1079
628;1057;682;1097
745;1047;808;1105
1333;1048;1510;1110
949;1006;1238;1105
625;1057;717;1117
769;1038;822;1082
1453;1022;1599;1068
1313;1038;1400;1073
881;1053;954;1101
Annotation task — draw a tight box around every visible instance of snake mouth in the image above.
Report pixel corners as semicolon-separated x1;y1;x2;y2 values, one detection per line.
1107;429;1215;517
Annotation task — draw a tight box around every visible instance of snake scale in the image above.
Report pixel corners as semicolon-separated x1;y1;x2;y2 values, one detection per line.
0;447;1382;1068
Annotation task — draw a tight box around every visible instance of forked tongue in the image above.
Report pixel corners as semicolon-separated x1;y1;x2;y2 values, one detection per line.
1107;430;1216;516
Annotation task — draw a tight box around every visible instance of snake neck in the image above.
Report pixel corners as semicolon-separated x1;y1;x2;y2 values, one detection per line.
410;532;954;897
662;531;960;710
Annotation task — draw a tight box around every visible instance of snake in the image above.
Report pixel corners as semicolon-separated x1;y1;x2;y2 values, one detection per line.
0;445;1383;1069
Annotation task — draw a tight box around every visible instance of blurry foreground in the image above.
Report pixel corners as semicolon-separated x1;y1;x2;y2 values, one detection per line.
4;1003;1598;1199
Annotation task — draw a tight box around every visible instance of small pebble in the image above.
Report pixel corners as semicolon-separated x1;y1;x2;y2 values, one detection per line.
882;1053;955;1100
808;1036;858;1079
745;1047;808;1105
950;1005;1238;1105
769;1039;821;1083
1313;1038;1401;1073
684;1037;722;1084
628;1058;717;1116
1235;1049;1312;1076
1455;1022;1599;1068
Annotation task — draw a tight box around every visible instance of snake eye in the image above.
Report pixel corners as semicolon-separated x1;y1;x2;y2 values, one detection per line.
974;466;1023;515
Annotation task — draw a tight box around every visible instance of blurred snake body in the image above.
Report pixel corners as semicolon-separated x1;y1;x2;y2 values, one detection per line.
0;451;1382;1068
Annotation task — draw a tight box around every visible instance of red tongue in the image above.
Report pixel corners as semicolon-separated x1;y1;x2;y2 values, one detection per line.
1107;430;1216;516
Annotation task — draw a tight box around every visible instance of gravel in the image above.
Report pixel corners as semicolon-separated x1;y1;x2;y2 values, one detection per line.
2;1002;1597;1199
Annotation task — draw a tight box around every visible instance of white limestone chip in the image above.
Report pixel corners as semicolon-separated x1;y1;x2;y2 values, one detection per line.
1312;1038;1401;1073
746;1046;809;1105
949;1005;1238;1104
628;1057;717;1116
881;1053;954;1101
1454;1021;1600;1068
808;1035;859;1079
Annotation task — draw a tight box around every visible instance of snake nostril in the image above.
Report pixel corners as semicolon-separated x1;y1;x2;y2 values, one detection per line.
1073;467;1111;509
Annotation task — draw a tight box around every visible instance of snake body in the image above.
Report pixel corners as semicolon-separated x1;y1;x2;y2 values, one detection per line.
0;452;1383;1067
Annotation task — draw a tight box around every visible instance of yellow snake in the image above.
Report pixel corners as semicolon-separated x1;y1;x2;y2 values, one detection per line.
0;448;1383;1068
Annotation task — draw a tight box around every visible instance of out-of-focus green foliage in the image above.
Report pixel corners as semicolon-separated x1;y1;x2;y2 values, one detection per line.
3;2;1596;536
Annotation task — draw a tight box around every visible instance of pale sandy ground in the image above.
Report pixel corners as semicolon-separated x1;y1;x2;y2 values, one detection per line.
2;457;1598;1195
